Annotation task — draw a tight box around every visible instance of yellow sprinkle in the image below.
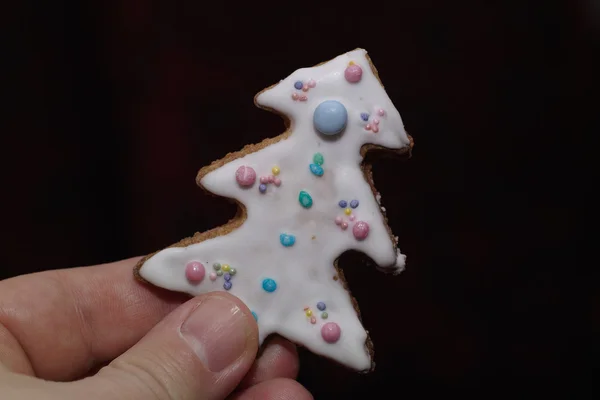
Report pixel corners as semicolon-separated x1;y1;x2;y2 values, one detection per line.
222;264;230;272
272;166;280;175
305;309;313;317
349;61;355;65
344;208;351;215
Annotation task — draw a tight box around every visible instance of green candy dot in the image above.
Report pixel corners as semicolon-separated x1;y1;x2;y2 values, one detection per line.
230;268;237;276
321;312;328;319
216;270;223;276
213;263;221;271
313;153;324;166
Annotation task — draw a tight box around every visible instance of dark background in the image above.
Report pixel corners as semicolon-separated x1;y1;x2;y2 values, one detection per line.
4;0;592;396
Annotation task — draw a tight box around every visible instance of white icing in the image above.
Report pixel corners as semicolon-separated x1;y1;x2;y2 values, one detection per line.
139;49;410;372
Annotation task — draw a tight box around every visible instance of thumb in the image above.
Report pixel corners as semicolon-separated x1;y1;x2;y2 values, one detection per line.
78;292;259;400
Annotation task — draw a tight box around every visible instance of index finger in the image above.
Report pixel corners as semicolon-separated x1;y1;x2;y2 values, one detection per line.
0;257;189;381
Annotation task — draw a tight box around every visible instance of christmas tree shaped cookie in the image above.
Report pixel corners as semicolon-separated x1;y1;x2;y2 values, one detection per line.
134;48;413;372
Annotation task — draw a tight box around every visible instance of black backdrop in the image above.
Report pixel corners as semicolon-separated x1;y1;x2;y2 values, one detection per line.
4;1;591;396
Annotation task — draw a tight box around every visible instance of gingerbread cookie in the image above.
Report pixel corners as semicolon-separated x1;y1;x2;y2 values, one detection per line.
134;48;413;372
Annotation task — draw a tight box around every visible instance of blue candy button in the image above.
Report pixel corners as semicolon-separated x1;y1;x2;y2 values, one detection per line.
262;278;277;292
313;100;348;135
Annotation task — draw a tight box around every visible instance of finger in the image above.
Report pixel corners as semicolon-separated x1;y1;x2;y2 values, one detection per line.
0;257;189;380
71;292;259;400
239;336;299;389
229;378;313;400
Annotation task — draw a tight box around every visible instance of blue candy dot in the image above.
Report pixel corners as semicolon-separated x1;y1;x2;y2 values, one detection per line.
313;100;348;135
251;311;258;321
259;183;267;193
223;281;232;290
280;233;296;247
338;200;347;208
294;81;303;90
224;273;231;282
262;278;277;292
309;164;324;176
350;199;359;208
317;302;326;311
360;113;369;121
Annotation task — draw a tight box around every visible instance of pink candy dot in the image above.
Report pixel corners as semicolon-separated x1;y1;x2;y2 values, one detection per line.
299;95;308;101
209;272;217;281
344;64;363;83
349;215;356;222
307;79;316;88
372;126;379;133
353;221;370;240
235;166;256;187
185;261;206;284
302;84;309;92
365;124;371;131
341;222;348;230
334;216;343;225
267;175;275;183
291;93;299;100
321;322;341;343
373;118;380;125
377;109;385;116
274;178;281;186
260;176;268;184
310;316;316;324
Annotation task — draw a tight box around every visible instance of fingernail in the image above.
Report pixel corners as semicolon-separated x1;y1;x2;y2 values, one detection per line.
180;295;252;372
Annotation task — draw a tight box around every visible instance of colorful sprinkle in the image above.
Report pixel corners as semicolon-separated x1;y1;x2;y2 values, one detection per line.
185;261;205;284
262;278;277;292
321;322;341;343
377;108;385;116
235;166;256;187
321;312;328;319
341;222;348;230
373;118;380;125
274;178;281;186
291;92;299;100
298;190;313;209
310;163;324;176
216;270;223;277
310;316;317;324
344;64;363;83
350;199;359;208
305;309;313;317
314;100;348;135
229;268;237;276
338;200;347;208
360;113;369;121
272;166;280;175
223;281;232;290
224;273;231;282
259;183;267;193
365;124;371;131
267;175;274;183
307;79;316;88
299;95;308;101
252;311;258;321
372;125;379;133
222;264;231;272
280;233;296;247
317;302;326;311
302;84;309;92
209;272;217;281
294;81;303;90
344;208;352;216
260;176;268;184
334;216;343;225
353;221;370;240
313;152;324;166
213;263;221;271
349;215;356;222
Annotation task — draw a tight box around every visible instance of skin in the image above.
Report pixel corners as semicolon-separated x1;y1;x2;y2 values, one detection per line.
0;257;313;400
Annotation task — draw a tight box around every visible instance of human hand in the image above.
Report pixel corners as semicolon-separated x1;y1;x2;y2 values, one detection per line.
0;257;312;399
